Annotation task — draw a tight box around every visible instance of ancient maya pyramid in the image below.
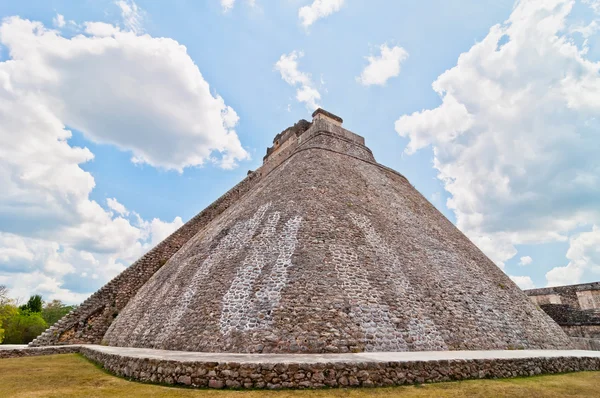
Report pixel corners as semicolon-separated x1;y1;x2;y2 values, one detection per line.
31;109;572;353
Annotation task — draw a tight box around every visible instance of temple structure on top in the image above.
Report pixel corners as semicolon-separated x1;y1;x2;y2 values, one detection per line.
30;109;573;353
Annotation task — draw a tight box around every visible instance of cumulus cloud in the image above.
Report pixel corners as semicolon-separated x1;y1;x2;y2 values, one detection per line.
0;17;248;172
115;0;144;34
52;13;66;28
519;256;533;266
106;198;129;216
509;275;536;290
394;0;600;281
0;15;238;303
84;22;121;37
546;226;600;286
583;0;600;13
357;44;409;86
299;0;344;28
275;51;321;110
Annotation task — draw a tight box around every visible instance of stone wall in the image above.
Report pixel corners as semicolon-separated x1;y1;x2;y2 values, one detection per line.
0;345;80;359
29;171;264;347
3;345;600;388
525;284;600;341
102;117;571;353
571;337;600;351
79;347;600;389
526;282;600;310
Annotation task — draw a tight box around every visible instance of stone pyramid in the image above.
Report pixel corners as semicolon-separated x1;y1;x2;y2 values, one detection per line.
31;109;572;353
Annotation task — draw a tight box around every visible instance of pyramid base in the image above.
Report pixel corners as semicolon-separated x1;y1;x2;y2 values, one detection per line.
3;344;600;389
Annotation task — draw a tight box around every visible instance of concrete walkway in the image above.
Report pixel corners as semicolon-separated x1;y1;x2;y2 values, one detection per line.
0;345;27;350
86;345;600;364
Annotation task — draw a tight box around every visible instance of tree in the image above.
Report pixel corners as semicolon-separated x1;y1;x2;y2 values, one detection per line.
2;309;47;344
42;300;76;326
0;286;18;344
20;294;43;313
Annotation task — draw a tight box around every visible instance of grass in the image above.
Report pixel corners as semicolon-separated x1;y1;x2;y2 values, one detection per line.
1;354;599;397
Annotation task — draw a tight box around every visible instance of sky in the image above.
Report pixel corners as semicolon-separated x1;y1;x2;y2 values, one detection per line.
0;0;599;304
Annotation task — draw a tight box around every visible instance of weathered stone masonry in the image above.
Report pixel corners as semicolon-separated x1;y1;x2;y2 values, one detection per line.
29;171;264;347
525;282;600;349
33;108;573;355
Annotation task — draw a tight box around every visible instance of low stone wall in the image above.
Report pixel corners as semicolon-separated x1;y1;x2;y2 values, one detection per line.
0;345;80;359
78;348;600;389
3;345;600;389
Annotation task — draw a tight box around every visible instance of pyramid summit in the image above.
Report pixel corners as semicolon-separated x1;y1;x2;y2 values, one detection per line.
31;109;571;353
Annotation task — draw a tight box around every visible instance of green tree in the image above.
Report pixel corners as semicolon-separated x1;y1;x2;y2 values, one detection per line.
42;300;75;326
2;309;47;344
19;294;43;313
0;285;18;343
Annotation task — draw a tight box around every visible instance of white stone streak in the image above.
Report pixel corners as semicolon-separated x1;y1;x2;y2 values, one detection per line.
153;203;271;348
330;244;408;352
349;213;447;351
251;215;302;330
128;257;191;345
220;212;281;334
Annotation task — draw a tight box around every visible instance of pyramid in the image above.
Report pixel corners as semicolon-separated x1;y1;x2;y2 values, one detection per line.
32;109;572;353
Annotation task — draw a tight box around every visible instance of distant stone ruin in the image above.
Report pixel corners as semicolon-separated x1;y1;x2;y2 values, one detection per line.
31;108;572;353
525;282;600;350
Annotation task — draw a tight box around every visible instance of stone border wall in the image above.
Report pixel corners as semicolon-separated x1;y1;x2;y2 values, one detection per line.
82;352;600;389
29;171;263;347
3;345;600;389
0;345;80;359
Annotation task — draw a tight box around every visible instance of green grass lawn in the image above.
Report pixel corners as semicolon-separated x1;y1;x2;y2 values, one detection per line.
1;354;599;397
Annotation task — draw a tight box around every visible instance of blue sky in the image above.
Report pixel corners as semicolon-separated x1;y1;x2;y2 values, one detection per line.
0;0;599;303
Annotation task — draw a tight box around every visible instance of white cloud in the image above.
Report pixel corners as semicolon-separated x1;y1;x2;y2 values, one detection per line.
519;256;533;266
583;0;600;13
0;17;248;172
357;44;409;86
394;0;600;269
0;15;239;303
221;0;236;11
115;0;144;34
546;225;600;286
220;0;256;12
509;275;536;290
84;22;121;37
299;0;344;28
52;13;66;28
106;198;129;216
275;51;321;110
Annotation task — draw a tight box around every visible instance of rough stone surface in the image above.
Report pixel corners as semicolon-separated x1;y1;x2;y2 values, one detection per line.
6;345;600;389
102;116;570;353
29;171;263;347
33;113;573;352
526;282;600;310
525;283;600;340
0;345;80;359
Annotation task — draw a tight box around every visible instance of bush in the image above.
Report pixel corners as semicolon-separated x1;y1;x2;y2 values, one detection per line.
42;300;76;326
2;310;48;344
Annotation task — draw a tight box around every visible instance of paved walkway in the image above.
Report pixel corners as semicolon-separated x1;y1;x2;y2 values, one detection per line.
3;344;599;363
0;345;27;350
87;345;600;363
